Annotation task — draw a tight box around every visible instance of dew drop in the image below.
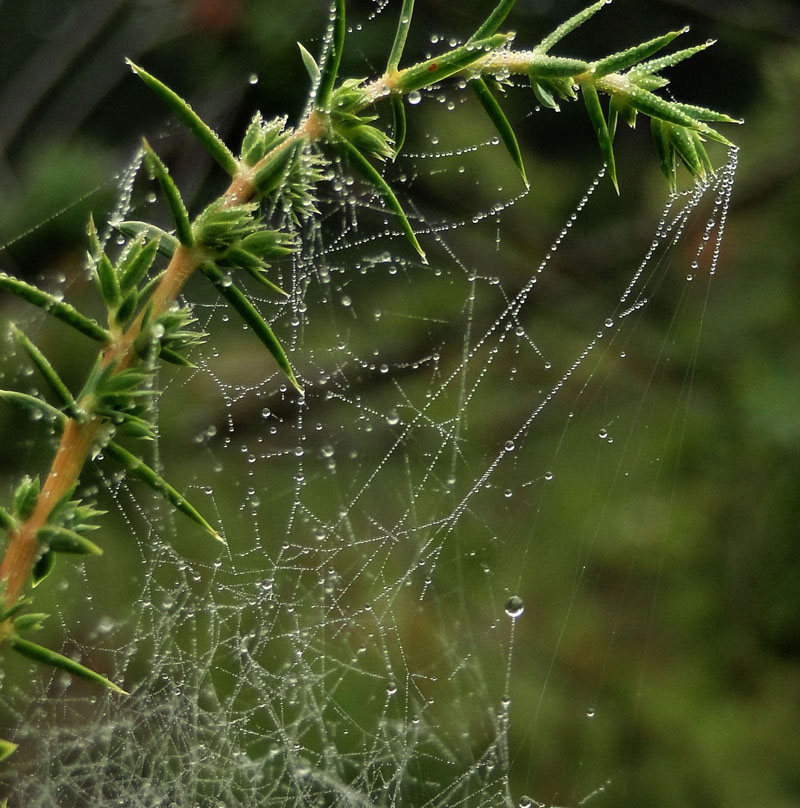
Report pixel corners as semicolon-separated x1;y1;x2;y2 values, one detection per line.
504;595;524;619
407;90;422;105
248;73;259;85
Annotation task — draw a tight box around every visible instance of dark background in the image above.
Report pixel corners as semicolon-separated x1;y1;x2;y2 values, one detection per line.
1;1;798;805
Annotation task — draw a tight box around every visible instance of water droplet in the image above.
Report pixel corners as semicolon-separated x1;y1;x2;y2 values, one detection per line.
386;411;399;426
504;440;515;452
504;595;524;619
248;73;259;85
407;91;422;105
544;471;553;481
586;707;596;718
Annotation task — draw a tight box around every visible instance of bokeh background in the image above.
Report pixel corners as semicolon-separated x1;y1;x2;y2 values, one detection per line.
0;0;798;805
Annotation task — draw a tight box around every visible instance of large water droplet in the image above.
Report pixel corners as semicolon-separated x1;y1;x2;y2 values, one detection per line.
504;595;524;619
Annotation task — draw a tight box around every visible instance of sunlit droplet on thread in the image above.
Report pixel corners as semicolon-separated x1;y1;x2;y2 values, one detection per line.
504;595;524;619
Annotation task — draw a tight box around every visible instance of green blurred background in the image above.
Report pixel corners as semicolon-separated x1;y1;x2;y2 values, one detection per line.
1;0;798;805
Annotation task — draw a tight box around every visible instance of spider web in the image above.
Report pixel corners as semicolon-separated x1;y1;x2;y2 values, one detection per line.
0;64;737;807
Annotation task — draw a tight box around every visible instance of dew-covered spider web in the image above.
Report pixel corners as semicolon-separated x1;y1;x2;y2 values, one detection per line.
0;57;737;807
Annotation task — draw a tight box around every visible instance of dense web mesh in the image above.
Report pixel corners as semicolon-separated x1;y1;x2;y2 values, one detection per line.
0;59;737;807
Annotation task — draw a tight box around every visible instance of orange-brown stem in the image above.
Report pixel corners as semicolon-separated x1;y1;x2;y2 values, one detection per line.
0;419;100;615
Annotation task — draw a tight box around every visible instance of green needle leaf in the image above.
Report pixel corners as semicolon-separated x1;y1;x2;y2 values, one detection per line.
592;28;687;78
651;118;677;192
253;142;300;197
470;0;517;41
0;390;67;427
142;139;194;246
390;95;407;159
200;262;303;393
581;81;618;193
104;440;224;543
670;102;743;125
316;0;346;110
115;222;178;259
37;526;103;556
0;504;15;532
119;236;162;295
387;0;415;71
13;476;40;520
333;136;426;263
87;216;121;308
669;124;705;180
10;325;79;417
32;550;56;588
298;43;321;85
470;77;528;188
528;56;590;79
628;41;714;78
126;59;238;176
241;265;289;297
0;739;18;762
12;613;49;632
10;636;127;694
0;273;111;343
626;87;732;145
529;77;559;110
538;0;611;54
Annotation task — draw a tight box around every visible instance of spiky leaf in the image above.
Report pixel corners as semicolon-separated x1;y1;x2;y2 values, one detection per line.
298;43;321;84
592;28;687;78
142;140;194;246
537;0;610;54
32;550;56;588
104;440;223;542
201;262;303;393
0;504;14;532
581;81;618;192
0;739;18;763
115;222;178;259
390;95;407;157
0;390;66;426
387;0;415;71
10;325;78;417
10;636;127;694
126;60;238;176
528;56;589;79
0;273;110;343
37;526;103;555
316;0;346;110
470;77;527;187
12;613;49;632
470;0;517;41
333;136;426;262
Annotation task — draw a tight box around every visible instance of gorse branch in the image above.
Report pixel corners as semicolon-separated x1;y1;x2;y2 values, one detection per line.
0;0;738;758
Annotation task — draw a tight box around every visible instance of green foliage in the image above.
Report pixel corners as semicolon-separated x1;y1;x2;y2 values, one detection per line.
0;0;739;756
